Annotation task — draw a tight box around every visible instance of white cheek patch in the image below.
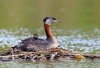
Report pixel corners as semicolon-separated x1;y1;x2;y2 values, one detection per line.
45;19;52;25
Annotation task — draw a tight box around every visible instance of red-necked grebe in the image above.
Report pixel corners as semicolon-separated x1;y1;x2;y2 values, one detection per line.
14;16;62;51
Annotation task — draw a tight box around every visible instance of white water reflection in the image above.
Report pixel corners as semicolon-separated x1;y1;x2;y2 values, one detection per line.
0;28;100;53
0;28;32;47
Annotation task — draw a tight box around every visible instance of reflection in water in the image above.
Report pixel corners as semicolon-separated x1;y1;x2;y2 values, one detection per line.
0;28;32;47
0;0;100;68
0;28;100;53
0;28;100;68
0;59;100;68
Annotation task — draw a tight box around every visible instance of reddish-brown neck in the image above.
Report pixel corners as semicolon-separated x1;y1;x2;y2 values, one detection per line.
44;24;54;39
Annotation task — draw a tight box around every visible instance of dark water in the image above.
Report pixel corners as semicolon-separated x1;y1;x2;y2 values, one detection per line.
0;0;100;68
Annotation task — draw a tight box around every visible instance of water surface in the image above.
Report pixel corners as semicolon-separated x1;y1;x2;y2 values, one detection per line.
0;0;100;68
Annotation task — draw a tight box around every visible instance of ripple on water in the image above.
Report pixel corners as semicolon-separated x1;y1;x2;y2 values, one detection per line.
0;28;100;53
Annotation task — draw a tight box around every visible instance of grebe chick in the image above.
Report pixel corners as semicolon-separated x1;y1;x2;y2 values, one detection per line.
33;33;39;40
14;16;62;52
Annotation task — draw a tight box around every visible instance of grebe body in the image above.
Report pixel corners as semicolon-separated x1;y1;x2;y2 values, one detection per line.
14;16;61;51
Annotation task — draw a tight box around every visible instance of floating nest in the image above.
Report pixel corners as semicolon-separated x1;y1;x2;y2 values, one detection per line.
0;48;100;61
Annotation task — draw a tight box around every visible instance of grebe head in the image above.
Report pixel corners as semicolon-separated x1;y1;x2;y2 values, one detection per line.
33;33;39;40
43;16;62;25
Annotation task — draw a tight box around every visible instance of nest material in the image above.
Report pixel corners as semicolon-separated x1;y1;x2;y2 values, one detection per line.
0;48;100;61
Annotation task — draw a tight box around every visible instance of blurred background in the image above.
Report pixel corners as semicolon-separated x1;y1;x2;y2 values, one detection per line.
0;0;100;51
0;0;100;29
0;0;100;68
